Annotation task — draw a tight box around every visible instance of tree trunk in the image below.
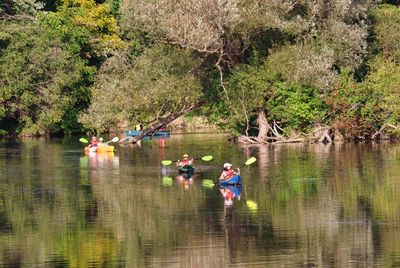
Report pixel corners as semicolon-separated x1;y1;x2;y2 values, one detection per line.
257;109;270;141
125;103;203;143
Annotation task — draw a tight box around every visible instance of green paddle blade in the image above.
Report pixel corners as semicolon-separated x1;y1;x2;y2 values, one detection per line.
162;176;173;187
79;138;89;143
202;179;215;188
161;160;173;166
200;155;213;161
245;157;257;166
246;200;258;211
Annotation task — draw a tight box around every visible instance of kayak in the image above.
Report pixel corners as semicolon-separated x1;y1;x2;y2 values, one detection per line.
219;175;241;186
84;146;114;154
219;184;242;197
178;165;195;174
124;130;171;137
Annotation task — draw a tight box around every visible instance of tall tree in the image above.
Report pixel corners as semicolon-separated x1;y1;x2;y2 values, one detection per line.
0;22;96;135
79;44;203;137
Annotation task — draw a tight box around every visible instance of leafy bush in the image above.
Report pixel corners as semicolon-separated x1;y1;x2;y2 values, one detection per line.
267;83;327;132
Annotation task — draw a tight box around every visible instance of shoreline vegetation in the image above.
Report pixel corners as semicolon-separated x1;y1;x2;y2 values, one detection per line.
1;1;400;144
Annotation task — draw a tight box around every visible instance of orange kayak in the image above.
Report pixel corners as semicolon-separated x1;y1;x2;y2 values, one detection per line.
84;145;114;154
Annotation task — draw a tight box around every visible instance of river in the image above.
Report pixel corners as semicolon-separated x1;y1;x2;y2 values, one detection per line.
1;133;400;267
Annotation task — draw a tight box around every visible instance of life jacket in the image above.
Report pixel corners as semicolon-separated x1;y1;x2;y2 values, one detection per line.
89;140;98;148
225;190;234;199
179;159;192;166
224;169;235;179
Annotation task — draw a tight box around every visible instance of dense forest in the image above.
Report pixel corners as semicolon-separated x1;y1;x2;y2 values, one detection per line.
1;0;399;143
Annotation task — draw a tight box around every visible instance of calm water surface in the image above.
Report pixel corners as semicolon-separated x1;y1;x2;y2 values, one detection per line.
1;133;400;267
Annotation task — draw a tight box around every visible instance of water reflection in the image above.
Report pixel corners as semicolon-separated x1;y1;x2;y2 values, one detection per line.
2;135;400;267
176;173;194;189
219;185;241;207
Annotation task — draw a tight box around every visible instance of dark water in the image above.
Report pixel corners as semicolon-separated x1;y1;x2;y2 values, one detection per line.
1;133;400;267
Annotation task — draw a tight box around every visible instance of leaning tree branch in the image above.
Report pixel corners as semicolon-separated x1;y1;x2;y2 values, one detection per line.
121;102;204;143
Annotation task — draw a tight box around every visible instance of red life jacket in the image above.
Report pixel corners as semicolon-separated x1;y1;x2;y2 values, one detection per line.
225;190;234;199
179;159;191;166
89;140;98;148
224;169;235;179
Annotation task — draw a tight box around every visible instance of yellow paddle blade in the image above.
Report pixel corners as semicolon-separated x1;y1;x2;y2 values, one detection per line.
202;179;215;188
245;157;256;166
161;160;173;166
79;138;89;143
200;155;213;161
246;200;258;211
162;176;173;187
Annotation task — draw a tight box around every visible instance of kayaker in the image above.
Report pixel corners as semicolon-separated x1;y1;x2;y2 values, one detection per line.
219;163;240;181
176;154;194;167
98;138;105;147
89;136;98;148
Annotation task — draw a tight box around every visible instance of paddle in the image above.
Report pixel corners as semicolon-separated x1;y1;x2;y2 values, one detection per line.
202;157;257;187
79;137;118;144
79;138;89;143
162;176;173;187
246;200;258;211
161;155;213;166
106;137;119;144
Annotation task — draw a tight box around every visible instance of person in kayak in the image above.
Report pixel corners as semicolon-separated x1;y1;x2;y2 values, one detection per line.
98;138;105;147
176;154;194;167
89;136;99;148
219;163;240;181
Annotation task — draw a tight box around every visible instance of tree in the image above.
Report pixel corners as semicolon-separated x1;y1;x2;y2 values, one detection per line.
79;44;203;137
0;0;44;17
41;0;126;59
118;0;371;143
0;22;96;135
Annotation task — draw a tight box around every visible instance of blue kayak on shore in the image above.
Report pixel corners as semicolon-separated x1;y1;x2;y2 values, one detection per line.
124;130;171;137
219;175;241;186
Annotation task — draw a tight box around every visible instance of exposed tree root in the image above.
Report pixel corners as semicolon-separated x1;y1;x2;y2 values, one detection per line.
371;123;397;140
239;119;334;145
312;125;333;143
238;135;305;144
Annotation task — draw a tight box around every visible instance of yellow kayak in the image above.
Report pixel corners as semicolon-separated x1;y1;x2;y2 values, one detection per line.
84;145;114;154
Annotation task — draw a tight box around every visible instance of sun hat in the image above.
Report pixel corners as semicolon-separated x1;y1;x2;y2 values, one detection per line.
223;163;232;168
183;154;188;158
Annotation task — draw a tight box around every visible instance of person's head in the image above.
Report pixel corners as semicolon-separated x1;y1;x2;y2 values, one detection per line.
99;138;103;142
223;163;232;170
183;154;188;159
91;136;97;141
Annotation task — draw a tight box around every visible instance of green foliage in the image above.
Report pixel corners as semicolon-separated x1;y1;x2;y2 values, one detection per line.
79;44;203;131
40;0;126;58
1;0;400;140
267;83;327;132
0;21;95;135
0;0;44;16
371;4;400;62
323;5;400;140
